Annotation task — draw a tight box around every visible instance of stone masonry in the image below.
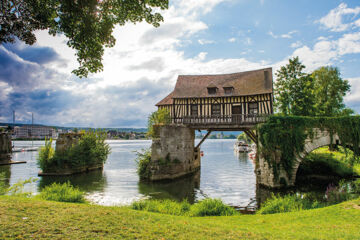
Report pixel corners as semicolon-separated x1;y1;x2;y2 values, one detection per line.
0;132;12;164
257;128;339;188
149;124;200;181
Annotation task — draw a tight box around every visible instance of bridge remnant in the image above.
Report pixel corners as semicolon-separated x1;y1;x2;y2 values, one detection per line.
0;132;12;164
257;128;342;188
148;125;200;181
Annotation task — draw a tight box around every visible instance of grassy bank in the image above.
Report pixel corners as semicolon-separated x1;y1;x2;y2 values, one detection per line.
298;146;360;178
0;196;359;239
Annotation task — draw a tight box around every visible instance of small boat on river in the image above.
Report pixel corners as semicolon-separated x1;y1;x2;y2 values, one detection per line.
234;141;250;153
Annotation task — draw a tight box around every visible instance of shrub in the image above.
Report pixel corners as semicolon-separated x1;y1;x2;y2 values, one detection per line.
37;131;110;172
135;148;151;179
131;199;191;216
258;194;322;214
131;198;237;217
189;198;237;217
147;109;171;138
39;182;86;203
38;138;55;172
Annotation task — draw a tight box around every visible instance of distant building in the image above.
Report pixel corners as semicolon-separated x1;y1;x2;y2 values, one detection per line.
13;125;57;139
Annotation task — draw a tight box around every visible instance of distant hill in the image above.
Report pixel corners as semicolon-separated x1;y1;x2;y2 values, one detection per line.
0;123;147;133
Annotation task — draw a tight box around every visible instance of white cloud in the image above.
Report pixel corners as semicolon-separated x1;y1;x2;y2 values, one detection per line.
198;39;215;45
290;41;303;48
337;32;360;55
268;30;298;39
228;37;236;42
317;3;360;32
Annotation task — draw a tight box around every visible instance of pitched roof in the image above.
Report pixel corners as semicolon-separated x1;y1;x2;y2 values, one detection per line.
155;68;273;106
172;67;273;98
155;91;174;106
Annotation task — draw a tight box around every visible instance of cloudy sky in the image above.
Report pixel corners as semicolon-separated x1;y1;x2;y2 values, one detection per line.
1;0;360;127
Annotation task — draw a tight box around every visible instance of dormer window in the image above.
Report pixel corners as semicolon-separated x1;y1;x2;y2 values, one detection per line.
224;87;233;95
207;87;217;95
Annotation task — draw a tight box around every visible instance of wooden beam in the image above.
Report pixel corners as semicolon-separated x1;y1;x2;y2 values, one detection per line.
244;129;257;143
196;130;212;149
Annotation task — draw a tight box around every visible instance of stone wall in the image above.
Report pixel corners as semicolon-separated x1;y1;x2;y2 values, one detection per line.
256;128;339;188
0;132;12;163
149;124;200;181
55;133;83;154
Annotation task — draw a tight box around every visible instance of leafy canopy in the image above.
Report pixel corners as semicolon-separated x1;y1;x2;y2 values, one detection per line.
147;108;171;138
0;0;168;77
275;57;352;116
274;57;315;116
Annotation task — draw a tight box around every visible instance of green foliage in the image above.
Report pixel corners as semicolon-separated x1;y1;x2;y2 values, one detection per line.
135;148;151;180
258;194;323;214
37;131;110;172
39;182;85;203
38;138;55;172
275;58;352;117
131;199;191;216
188;198;238;217
312;66;351;116
258;116;360;180
1;0;168;77
131;198;237;217
147;109;171;138
274;57;315;116
237;132;253;143
2;177;37;197
300;147;356;177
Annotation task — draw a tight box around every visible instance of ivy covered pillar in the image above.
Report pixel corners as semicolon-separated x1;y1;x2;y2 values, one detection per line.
0;132;12;164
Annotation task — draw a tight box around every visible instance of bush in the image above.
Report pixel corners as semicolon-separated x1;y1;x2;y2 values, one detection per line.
131;198;237;217
38;138;55;172
131;199;190;216
135;148;151;179
39;182;86;203
37;131;110;172
147;109;171;138
189;198;237;217
258;194;322;214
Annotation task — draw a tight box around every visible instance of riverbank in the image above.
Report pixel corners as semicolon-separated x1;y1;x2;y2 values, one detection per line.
0;196;359;239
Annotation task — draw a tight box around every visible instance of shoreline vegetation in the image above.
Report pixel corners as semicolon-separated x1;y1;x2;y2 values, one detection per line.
0;195;359;239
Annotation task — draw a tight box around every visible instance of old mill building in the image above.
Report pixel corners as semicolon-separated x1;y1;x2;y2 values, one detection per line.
155;67;274;132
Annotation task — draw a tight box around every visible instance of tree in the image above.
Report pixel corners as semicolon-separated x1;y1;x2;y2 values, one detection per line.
274;57;315;116
0;0;168;77
311;66;351;116
237;132;252;144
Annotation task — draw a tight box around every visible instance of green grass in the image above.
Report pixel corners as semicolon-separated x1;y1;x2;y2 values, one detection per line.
299;146;360;177
0;196;359;239
258;194;323;214
131;198;237;217
38;182;86;203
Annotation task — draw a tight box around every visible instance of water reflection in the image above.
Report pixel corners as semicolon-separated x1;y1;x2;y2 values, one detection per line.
39;169;107;193
0;165;11;189
138;171;200;203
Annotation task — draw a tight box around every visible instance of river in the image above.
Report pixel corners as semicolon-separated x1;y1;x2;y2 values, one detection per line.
0;139;332;208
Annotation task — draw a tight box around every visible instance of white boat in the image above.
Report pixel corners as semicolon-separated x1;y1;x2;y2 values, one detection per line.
234;141;250;153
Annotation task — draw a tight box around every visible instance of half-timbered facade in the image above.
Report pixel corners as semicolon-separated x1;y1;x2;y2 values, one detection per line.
156;68;273;129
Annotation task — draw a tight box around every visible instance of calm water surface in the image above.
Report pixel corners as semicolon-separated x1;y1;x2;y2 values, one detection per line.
0;139;259;207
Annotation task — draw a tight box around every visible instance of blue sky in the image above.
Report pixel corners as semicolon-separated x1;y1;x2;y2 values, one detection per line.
0;0;360;127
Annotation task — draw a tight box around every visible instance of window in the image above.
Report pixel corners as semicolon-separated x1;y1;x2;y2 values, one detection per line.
191;105;198;116
212;104;221;115
248;102;258;114
224;87;233;95
207;87;217;95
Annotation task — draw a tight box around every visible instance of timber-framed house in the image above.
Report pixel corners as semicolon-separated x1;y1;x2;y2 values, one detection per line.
156;68;273;130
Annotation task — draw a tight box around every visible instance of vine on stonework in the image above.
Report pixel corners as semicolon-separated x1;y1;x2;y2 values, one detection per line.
257;116;360;180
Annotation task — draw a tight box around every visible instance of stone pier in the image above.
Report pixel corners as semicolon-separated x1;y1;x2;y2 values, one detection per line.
0;132;12;164
149;125;200;181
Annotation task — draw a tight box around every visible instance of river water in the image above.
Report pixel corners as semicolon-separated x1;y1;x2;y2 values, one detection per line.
0;139;331;207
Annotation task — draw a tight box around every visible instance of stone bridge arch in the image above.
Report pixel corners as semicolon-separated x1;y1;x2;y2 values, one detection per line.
257;128;340;188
